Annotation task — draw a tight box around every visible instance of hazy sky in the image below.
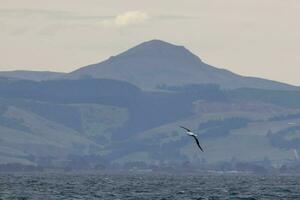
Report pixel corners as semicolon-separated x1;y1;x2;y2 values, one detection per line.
0;0;299;85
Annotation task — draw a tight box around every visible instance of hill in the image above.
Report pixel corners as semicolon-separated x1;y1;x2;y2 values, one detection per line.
65;40;298;91
1;79;300;170
1;40;300;171
0;70;65;81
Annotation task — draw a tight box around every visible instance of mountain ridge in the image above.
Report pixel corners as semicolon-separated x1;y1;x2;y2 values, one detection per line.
0;39;298;91
64;39;298;91
0;70;65;81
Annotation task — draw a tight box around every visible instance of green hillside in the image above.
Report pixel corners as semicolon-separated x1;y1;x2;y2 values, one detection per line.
0;78;300;171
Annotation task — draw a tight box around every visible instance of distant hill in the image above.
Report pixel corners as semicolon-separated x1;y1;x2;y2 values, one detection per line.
0;40;298;90
1;78;300;169
0;70;65;81
1;40;300;171
65;39;298;91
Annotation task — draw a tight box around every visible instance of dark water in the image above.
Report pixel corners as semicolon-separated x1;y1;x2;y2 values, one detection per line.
0;173;300;200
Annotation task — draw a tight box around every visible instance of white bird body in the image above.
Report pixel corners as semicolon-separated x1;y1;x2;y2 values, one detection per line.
187;132;197;136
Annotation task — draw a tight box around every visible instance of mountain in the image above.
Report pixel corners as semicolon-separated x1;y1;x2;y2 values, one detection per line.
65;40;298;91
0;40;298;90
1;40;300;171
0;70;65;81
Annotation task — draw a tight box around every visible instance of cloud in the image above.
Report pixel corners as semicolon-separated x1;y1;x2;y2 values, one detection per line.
114;11;149;27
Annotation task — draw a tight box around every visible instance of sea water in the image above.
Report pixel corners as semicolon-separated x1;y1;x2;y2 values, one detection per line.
1;173;300;199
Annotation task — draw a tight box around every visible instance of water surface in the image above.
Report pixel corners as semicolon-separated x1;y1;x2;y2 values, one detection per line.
1;173;299;199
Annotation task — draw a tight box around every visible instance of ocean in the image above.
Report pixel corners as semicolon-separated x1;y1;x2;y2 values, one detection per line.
1;173;299;199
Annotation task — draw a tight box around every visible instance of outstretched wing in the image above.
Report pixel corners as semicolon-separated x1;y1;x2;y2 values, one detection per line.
191;135;204;152
179;126;191;132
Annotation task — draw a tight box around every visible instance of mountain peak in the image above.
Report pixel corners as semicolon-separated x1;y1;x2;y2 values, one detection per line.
116;39;202;62
66;40;297;91
138;39;182;48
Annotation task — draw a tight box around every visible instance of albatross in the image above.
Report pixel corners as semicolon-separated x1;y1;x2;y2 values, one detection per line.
180;126;204;152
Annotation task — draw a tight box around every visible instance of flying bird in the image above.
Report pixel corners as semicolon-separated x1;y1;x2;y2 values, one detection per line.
180;126;204;152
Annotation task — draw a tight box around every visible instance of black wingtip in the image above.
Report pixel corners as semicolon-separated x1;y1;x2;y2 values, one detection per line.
179;126;191;132
198;144;204;152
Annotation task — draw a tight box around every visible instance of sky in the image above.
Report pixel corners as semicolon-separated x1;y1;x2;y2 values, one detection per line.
0;0;299;86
